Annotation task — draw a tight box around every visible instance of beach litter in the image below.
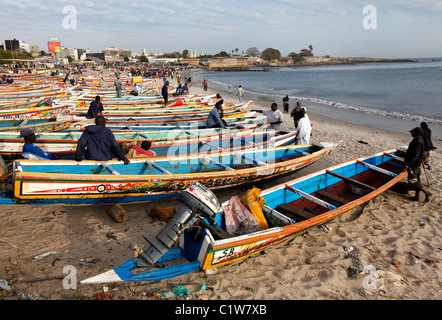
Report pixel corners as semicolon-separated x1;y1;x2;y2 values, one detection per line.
344;253;363;277
0;279;11;291
106;232;118;240
34;251;57;260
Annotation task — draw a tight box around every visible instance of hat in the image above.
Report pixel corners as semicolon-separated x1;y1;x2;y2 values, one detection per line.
410;127;423;135
20;128;35;138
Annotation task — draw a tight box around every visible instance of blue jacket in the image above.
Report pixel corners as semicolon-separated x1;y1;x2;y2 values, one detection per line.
86;101;104;119
75;125;125;161
22;144;57;160
206;107;225;128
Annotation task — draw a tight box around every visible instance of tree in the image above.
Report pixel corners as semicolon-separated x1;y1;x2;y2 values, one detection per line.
288;52;305;63
67;55;73;63
261;48;281;61
245;47;261;57
139;55;149;63
182;49;189;58
214;51;230;57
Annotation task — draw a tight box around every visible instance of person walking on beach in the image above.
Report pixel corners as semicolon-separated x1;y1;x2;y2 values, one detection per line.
203;79;208;91
162;81;169;105
114;76;122;98
206;100;228;129
75;115;130;164
294;107;311;145
20;128;58;160
283;95;290;114
86;95;104;119
228;81;232;94
420;122;436;170
237;85;244;103
404;127;431;202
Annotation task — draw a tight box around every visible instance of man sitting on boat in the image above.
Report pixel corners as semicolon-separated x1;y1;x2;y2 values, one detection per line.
126;141;156;158
206;100;228;129
74;116;130;165
252;103;284;130
86;95;104;119
130;83;140;96
20;128;58;160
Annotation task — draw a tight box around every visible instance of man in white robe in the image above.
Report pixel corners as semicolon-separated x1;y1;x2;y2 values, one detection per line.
295;107;311;145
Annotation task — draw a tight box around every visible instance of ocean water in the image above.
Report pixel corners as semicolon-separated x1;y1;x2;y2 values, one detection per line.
196;58;442;139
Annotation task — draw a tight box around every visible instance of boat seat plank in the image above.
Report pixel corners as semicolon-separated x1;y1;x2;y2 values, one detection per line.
276;204;316;221
325;170;376;191
101;162;120;175
145;160;172;174
315;190;349;206
201;156;235;171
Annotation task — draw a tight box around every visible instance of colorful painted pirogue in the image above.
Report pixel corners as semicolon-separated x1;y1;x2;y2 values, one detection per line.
0;120;265;155
80;148;406;283
6;142;341;205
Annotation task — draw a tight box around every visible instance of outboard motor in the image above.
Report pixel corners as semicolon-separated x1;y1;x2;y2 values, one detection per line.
137;183;221;267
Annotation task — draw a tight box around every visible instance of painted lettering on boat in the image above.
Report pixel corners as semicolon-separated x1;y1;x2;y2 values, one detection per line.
210;232;298;266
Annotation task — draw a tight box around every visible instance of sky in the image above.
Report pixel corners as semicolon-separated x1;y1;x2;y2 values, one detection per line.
1;0;441;58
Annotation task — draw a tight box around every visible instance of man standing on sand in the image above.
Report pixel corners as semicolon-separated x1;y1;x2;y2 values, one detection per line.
404;127;432;202
114;76;122;98
294;107;311;145
237;85;244;104
283;94;290;114
162;81;169;105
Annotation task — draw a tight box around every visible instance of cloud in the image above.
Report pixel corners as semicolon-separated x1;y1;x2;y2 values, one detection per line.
0;0;440;57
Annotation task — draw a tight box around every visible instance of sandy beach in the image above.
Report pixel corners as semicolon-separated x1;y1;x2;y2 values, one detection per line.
0;72;440;303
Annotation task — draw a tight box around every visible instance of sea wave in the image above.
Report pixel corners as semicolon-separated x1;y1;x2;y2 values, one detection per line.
245;88;442;126
195;71;442;126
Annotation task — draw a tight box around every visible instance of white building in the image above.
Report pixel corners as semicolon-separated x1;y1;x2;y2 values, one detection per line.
19;40;30;53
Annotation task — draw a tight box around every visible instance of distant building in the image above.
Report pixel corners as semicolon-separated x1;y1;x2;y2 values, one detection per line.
179;59;200;66
79;56;106;66
207;57;249;69
247;57;264;65
4;39;20;52
86;52;106;61
19;40;30;53
30;45;40;57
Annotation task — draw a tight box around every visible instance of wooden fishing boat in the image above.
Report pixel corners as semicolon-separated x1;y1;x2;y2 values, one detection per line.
6;142;341;205
70;101;247;118
0;122;264;155
0;105;74;129
127;129;298;157
80;148;406;283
